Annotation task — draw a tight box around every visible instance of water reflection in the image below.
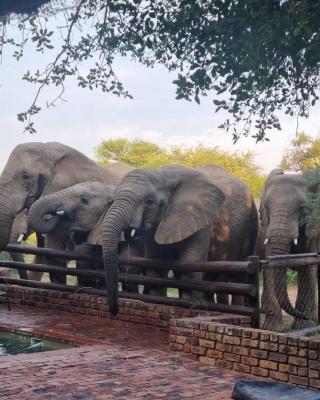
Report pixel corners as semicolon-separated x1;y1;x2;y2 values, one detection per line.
0;330;73;356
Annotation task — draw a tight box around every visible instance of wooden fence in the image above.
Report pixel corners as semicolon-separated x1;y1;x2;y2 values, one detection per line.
0;244;260;328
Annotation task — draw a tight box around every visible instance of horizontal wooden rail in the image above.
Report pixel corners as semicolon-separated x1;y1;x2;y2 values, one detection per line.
266;253;318;261
263;257;320;269
0;260;102;278
6;244;101;263
5;244;255;274
121;257;255;274
0;260;256;296
0;277;256;317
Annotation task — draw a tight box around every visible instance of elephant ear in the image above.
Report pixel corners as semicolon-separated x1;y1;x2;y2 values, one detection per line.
42;144;100;195
259;169;284;217
155;170;225;245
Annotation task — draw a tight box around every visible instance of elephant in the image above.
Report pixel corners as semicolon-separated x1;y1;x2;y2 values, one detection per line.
259;168;320;330
28;181;142;291
0;142;132;284
101;164;258;316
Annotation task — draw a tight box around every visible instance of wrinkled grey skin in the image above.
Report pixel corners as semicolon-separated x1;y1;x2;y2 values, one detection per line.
259;168;320;330
5;209;44;280
0;209;30;279
0;142;131;284
28;182;116;241
6;209;30;279
102;164;258;316
28;182;114;288
28;181;141;290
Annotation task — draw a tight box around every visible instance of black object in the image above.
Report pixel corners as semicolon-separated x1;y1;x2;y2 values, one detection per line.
0;0;50;16
232;380;320;400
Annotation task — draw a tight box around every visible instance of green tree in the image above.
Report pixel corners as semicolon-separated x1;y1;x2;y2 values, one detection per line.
280;132;320;171
280;134;320;229
2;1;320;140
96;138;264;197
96;138;169;168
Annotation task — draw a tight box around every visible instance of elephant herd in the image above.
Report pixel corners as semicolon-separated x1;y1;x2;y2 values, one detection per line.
0;142;319;330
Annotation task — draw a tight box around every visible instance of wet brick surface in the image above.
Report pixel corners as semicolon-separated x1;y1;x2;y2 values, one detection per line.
0;304;250;399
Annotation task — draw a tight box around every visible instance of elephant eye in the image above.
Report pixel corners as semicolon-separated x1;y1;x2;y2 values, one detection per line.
22;172;30;181
145;198;154;206
81;197;89;205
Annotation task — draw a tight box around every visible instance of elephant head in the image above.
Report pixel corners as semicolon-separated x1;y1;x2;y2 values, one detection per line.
260;168;318;319
28;182;116;244
102;165;225;315
0;142;110;250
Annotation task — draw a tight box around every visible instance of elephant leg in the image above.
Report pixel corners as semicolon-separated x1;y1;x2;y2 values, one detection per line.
207;268;229;305
177;228;209;305
29;233;46;281
119;241;140;294
292;265;317;329
230;271;245;307
260;269;269;312
44;234;67;284
143;238;167;297
76;259;101;288
262;267;283;331
143;264;167;298
9;252;28;280
74;243;102;288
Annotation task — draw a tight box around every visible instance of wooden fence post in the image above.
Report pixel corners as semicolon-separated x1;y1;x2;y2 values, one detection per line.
248;256;260;329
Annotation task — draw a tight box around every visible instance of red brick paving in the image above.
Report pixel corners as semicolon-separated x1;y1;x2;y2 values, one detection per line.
0;304;250;399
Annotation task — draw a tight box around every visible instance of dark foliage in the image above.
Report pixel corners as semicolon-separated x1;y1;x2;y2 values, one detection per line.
1;1;320;140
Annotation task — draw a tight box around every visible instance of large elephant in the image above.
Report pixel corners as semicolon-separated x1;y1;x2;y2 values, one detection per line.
0;142;132;283
101;164;258;316
28;181;142;290
259;168;320;330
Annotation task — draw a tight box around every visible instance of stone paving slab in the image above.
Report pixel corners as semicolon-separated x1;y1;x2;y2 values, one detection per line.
0;304;250;399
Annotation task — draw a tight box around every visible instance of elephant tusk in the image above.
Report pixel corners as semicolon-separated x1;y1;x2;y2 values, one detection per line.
264;238;269;245
17;233;24;243
130;228;136;238
294;238;298;246
56;210;65;216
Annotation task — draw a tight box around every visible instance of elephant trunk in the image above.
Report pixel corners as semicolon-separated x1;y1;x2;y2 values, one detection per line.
269;232;308;320
102;197;138;316
0;181;26;250
28;190;71;234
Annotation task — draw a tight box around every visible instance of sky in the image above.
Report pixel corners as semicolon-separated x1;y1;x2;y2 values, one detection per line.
1;16;320;174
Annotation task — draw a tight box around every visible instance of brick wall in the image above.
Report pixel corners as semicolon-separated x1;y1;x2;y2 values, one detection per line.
2;284;318;390
0;285;250;330
169;318;320;390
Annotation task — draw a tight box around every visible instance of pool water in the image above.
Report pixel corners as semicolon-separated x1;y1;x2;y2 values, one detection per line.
0;330;74;356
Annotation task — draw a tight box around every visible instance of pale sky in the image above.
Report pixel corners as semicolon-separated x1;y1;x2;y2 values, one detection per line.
1;18;320;174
